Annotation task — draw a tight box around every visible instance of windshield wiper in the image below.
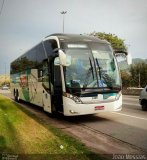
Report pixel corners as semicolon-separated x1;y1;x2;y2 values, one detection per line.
83;58;94;89
89;58;94;80
95;58;102;80
95;58;113;89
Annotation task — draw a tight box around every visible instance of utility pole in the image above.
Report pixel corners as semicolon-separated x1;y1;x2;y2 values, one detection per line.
60;11;67;33
4;62;6;85
0;0;5;16
138;72;141;88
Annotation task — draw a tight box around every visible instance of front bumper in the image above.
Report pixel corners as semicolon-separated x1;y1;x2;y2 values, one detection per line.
63;95;122;116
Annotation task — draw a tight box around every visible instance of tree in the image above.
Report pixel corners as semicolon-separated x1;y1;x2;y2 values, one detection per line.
130;62;147;88
90;32;127;52
120;71;131;87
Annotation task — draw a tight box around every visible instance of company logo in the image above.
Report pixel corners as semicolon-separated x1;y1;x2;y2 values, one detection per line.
20;75;27;87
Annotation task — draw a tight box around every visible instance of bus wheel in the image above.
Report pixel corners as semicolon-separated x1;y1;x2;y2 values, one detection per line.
51;104;59;117
15;90;20;102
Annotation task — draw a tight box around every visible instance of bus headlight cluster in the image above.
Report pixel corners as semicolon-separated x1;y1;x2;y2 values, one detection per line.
66;93;83;104
72;96;82;103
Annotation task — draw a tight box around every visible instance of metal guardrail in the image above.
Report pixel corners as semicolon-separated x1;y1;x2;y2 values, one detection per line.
122;87;143;96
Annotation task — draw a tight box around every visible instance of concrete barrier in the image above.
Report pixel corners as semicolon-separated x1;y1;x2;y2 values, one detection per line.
122;87;143;96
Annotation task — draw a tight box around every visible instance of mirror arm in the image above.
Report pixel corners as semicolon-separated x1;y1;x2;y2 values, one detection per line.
53;48;60;54
53;48;65;55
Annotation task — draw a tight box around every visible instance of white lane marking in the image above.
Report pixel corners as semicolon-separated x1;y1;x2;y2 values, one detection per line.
122;97;139;101
123;96;139;98
123;102;140;107
112;112;147;121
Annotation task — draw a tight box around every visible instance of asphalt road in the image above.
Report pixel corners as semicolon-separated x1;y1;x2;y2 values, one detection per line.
69;95;147;152
1;90;147;153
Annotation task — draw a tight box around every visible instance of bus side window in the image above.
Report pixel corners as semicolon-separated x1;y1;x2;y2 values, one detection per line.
38;69;42;81
40;70;43;77
42;61;50;90
54;65;62;88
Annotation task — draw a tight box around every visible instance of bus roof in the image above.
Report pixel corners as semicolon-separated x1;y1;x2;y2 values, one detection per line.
44;33;109;44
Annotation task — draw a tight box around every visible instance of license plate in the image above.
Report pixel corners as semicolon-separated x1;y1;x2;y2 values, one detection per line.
95;106;104;110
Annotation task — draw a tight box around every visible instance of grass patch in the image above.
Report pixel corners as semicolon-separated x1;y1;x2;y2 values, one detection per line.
0;95;105;160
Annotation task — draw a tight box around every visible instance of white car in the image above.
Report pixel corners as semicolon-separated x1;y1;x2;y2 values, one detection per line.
139;86;147;111
2;85;9;90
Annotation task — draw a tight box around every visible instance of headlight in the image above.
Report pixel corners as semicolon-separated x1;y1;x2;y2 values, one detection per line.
65;93;83;104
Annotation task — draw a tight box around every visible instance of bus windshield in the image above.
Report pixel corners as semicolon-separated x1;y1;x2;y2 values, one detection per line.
64;42;121;90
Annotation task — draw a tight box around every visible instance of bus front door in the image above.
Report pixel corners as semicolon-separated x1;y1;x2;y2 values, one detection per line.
42;61;52;113
53;59;63;113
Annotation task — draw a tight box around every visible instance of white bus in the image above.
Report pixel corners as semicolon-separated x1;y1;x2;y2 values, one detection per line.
10;34;130;116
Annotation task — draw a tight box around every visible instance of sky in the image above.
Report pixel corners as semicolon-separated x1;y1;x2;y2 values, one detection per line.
0;0;147;74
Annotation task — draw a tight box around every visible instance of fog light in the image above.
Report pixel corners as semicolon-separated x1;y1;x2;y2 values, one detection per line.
69;110;78;114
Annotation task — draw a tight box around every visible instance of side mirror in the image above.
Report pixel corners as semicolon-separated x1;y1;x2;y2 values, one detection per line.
114;50;132;65
126;53;132;65
59;50;71;66
59;50;67;66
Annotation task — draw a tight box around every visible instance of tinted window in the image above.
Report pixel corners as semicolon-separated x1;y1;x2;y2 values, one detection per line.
44;40;58;56
11;43;46;74
42;61;50;89
36;43;46;63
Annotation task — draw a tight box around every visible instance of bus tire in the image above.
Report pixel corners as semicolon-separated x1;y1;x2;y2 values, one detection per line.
51;104;59;117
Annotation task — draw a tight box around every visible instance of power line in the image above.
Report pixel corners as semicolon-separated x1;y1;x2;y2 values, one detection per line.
0;0;5;16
